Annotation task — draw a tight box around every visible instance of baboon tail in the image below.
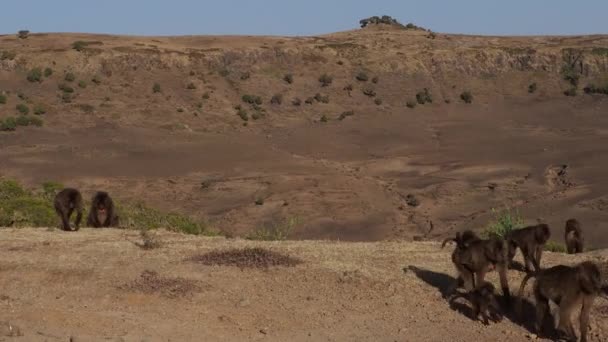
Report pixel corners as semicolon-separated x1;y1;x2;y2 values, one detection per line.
516;272;536;319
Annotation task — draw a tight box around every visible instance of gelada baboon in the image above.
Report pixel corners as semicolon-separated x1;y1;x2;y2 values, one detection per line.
517;261;604;342
448;237;512;303
449;281;503;325
441;230;480;250
87;191;119;228
564;219;584;254
506;224;551;273
53;188;84;231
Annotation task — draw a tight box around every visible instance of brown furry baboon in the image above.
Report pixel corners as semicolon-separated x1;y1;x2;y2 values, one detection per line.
449;281;503;325
448;237;512;303
87;191;119;228
53;188;84;231
517;261;604;342
564;219;584;254
441;230;480;249
507;224;551;273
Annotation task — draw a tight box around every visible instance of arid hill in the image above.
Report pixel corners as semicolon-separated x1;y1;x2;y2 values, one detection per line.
1;26;608;244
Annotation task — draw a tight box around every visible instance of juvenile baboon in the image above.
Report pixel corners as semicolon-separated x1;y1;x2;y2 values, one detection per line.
87;191;119;228
441;230;480;249
448;237;512;303
53;188;84;231
564;219;584;254
449;281;503;325
517;261;604;342
507;224;551;273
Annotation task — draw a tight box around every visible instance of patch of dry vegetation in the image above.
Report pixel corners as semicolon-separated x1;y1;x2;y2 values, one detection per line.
120;270;200;298
189;247;302;269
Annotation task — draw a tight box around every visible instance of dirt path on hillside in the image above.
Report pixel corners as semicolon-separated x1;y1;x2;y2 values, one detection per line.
0;228;607;341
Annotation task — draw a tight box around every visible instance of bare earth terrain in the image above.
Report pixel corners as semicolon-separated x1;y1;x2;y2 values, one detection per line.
0;228;607;341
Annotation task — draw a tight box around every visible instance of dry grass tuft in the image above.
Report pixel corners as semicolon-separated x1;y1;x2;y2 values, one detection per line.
189;247;302;269
120;270;200;298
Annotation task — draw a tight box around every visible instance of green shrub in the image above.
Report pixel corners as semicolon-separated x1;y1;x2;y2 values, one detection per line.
460;91;473;103
114;201;213;235
416;88;433;104
58;84;74;93
483;208;524;239
242;94;262;105
78;80;87;88
0;94;6;104
152;83;161;93
237;108;249;121
338;110;354;120
33;105;46;115
61;93;72;103
202;92;210;100
283;74;294;84
561;66;580;87
270;94;283;105
406;100;417;108
64;72;76;82
320;115;329;123
27;68;43;83
528;83;537;94
186;82;197;90
18;30;29;39
16;115;31;126
319;74;333;87
0;51;17;61
362;88;376;97
544;242;567;253
0;179;27;199
16;103;29;114
27;116;43;127
374;98;383;105
72;41;87;51
44;68;53;77
314;93;329;103
583;84;608;95
41;181;64;200
246;217;300;241
0;117;17;132
356;72;369;82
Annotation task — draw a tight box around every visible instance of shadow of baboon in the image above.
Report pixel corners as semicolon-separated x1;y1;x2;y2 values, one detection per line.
406;265;456;298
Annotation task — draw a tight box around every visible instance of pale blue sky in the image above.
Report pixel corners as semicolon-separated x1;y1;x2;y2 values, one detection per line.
1;0;606;36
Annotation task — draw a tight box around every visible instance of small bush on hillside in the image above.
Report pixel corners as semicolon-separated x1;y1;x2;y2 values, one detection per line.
583;84;608;95
406;100;417;108
528;83;537;94
374;98;383;105
41;181;64;200
0;94;6;104
44;68;53;77
460;91;473;103
79;104;95;113
0;117;17;132
202;92;210;100
61;93;72;103
416;88;433;104
64;72;76;82
242;94;263;105
561;66;580;87
152;83;161;93
28;116;43;127
17;92;27;101
72;41;87;52
544;242;567;253
314;93;329;103
320;115;329;123
16;103;29;114
338;110;354;120
240;72;250;80
91;76;101;85
237;108;249;121
372;76;379;84
0;51;17;61
78;80;87;88
563;88;577;97
58;84;74;93
305;97;314;105
362;87;376;97
283;74;294;84
356;72;369;82
18;30;29;39
218;68;230;77
186;82;197;90
27;68;43;83
246;217;300;241
319;74;333;87
16;115;31;126
343;84;353;92
483;208;524;239
33;105;46;115
292;97;302;106
270;94;283;105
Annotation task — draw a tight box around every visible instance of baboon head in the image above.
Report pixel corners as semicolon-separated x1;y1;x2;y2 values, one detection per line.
534;224;551;244
577;261;602;294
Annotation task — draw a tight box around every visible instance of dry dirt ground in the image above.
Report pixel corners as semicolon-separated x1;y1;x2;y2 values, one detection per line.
1;29;608;244
0;228;607;341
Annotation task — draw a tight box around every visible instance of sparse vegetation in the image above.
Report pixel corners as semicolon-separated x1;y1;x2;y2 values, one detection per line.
18;30;29;39
320;115;329;123
460;91;473;103
58;84;74;93
338;110;354;120
117;201;213;235
591;47;608;56
374;98;383;105
314;93;329;103
270;94;283;105
319;74;333;87
483;208;524;239
186;82;197;90
343;84;353;92
78;80;87;88
416;88;433;104
528;83;537;94
91;76;101;85
189;247;302;269
247;217;300;241
544;241;567;253
78;104;95;113
71;40;104;52
283;74;294;84
61;93;72;103
242;94;263;105
292;97;302;106
27;68;43;83
44;68;53;77
64;72;76;82
359;15;403;28
372;76;379;84
563;88;577;97
0;117;17;132
33;105;46;115
0;94;6;104
0;50;17;61
237;108;249;121
406;100;417;108
240;72;250;80
362;88;376;97
583;83;608;95
138;228;162;250
16;104;29;115
202;92;210;100
356;72;369;82
16;115;31;126
305;97;314;105
152;83;161;93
